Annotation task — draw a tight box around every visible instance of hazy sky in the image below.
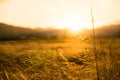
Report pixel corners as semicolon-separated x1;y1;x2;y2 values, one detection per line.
0;0;120;30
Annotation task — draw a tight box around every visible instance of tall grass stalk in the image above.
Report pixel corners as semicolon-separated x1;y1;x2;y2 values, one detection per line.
4;69;9;80
108;38;113;80
90;3;100;80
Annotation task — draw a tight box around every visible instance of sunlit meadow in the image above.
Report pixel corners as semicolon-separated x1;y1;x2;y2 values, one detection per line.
0;38;119;80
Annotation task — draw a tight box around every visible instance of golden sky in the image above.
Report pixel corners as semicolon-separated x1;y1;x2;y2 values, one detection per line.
0;0;120;30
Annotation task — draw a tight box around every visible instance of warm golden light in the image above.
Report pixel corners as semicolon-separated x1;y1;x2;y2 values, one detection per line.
61;18;85;33
0;0;120;30
0;0;6;3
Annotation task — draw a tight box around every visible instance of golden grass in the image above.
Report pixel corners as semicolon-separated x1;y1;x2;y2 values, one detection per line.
0;38;119;80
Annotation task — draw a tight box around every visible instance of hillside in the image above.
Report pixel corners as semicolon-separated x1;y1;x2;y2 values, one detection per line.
0;23;120;40
95;24;120;38
0;23;34;40
80;24;120;38
0;23;67;40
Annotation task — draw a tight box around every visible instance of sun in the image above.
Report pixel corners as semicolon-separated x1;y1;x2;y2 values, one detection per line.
62;18;84;33
0;0;91;30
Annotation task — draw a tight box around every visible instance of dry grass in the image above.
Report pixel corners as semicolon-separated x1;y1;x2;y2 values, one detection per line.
95;38;120;80
0;38;119;80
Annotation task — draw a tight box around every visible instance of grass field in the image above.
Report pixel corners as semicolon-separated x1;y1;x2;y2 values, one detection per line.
0;38;119;80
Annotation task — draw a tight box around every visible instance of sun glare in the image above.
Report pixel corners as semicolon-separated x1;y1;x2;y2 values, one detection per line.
62;18;85;33
0;0;91;30
1;0;118;31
